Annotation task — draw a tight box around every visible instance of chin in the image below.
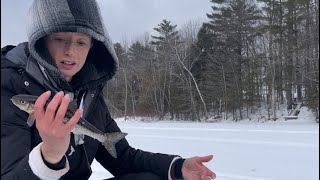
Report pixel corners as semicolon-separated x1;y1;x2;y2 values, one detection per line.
62;74;74;82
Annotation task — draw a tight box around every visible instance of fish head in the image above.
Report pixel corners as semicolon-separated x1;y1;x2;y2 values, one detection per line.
11;95;36;114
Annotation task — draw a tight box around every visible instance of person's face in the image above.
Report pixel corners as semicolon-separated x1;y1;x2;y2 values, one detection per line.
46;32;92;82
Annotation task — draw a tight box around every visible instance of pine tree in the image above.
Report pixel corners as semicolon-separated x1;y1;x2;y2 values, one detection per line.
196;0;263;120
150;19;181;119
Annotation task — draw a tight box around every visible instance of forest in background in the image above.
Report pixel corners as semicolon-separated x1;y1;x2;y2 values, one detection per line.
103;0;319;122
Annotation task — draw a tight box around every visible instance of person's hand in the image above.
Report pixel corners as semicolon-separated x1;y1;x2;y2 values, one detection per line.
182;155;216;180
33;91;81;164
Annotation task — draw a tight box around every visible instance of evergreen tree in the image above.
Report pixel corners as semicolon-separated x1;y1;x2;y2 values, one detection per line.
150;19;181;119
196;0;263;120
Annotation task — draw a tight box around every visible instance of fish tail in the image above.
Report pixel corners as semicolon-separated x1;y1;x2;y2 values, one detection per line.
102;132;127;158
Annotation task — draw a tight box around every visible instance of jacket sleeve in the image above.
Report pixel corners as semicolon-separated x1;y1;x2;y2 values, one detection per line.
1;68;42;179
94;98;179;179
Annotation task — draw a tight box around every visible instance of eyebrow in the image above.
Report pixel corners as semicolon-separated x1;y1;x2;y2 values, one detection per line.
48;34;91;41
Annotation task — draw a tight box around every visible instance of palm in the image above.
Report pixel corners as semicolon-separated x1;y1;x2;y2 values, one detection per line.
182;155;216;180
184;166;205;179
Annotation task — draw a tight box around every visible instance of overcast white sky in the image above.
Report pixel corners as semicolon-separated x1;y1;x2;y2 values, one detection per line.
1;0;213;47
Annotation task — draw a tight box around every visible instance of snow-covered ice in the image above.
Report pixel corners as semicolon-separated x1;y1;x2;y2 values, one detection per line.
89;107;319;180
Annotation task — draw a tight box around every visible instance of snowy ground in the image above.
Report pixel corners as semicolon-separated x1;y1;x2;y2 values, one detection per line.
89;107;319;180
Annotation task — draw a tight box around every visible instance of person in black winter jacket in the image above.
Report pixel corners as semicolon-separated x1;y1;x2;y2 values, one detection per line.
1;0;216;179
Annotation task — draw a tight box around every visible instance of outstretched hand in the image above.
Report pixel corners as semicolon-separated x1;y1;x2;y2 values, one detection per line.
182;155;216;180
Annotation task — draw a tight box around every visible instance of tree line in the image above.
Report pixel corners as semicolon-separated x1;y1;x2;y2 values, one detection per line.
103;0;319;122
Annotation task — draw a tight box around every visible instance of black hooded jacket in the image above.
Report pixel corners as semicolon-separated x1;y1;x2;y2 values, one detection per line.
1;0;177;179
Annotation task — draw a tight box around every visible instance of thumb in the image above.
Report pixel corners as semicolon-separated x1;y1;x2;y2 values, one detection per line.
196;155;214;163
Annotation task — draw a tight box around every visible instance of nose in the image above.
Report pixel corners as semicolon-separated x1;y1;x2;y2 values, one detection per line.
64;42;77;57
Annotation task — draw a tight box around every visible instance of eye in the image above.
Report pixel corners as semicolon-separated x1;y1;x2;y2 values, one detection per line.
53;37;66;43
77;41;88;46
20;100;26;104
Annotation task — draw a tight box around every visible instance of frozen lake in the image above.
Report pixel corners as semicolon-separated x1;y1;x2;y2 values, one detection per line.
89;118;319;180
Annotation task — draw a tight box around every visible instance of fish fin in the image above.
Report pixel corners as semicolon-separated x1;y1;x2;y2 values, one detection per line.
27;114;35;127
102;132;128;158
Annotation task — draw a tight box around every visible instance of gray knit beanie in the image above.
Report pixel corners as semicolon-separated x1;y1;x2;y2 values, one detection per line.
26;0;118;87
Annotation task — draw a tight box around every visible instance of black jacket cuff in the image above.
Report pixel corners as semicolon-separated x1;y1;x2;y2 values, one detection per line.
174;158;186;179
41;151;66;170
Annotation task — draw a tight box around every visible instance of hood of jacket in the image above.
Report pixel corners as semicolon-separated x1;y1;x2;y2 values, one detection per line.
26;0;118;91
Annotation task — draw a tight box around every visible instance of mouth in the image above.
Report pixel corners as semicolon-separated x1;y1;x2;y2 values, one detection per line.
60;60;76;70
61;60;76;65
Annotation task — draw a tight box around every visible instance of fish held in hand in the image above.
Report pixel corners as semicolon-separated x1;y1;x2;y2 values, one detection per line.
11;94;127;158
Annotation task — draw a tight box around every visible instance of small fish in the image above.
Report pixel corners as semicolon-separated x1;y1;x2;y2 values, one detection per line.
11;94;127;158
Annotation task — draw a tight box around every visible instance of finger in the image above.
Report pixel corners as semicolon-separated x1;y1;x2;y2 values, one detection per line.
199;166;215;179
201;175;215;180
54;94;71;124
211;171;216;179
34;91;51;118
201;175;210;180
64;109;82;131
206;169;216;179
202;171;216;180
196;155;214;163
45;91;64;121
